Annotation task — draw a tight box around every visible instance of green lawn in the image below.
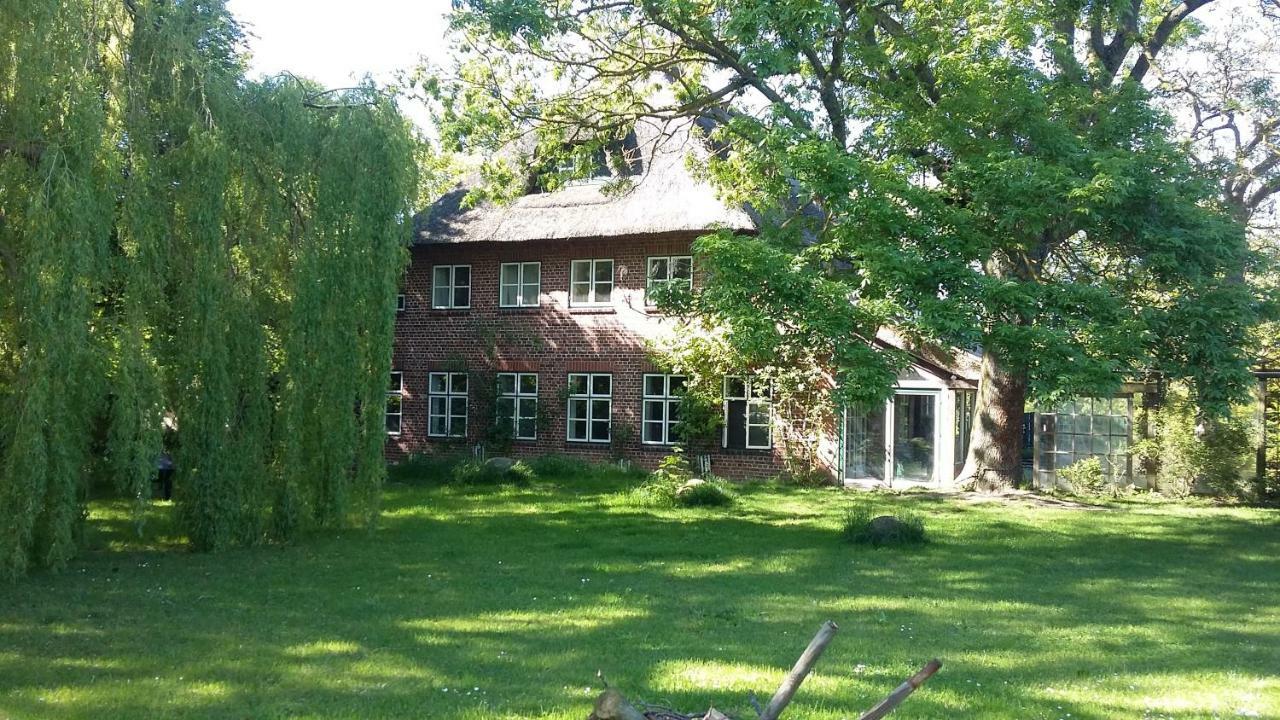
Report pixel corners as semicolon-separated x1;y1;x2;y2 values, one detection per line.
1;473;1278;720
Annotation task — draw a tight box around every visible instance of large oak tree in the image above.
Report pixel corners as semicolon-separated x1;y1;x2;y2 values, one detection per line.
433;0;1270;487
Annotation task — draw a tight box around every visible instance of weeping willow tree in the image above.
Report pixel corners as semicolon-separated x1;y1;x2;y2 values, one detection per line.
0;0;420;578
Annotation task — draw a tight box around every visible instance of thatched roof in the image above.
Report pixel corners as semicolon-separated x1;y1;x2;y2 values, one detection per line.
416;118;756;245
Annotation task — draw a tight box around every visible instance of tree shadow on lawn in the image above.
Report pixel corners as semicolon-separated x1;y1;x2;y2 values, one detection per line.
0;483;1276;719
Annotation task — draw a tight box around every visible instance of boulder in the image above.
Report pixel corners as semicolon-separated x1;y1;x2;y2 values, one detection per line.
675;477;706;497
485;457;516;472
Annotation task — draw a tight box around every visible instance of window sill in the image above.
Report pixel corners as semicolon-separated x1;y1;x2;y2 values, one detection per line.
719;446;775;455
568;306;616;315
430;308;471;316
498;305;541;311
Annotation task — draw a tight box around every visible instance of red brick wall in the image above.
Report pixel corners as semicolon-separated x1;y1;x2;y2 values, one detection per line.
387;232;788;479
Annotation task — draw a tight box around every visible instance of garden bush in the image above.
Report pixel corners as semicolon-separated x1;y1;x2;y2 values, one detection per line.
450;459;537;486
625;452;735;508
841;507;927;546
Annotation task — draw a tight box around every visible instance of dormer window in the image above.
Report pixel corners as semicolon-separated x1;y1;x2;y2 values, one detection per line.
529;131;643;193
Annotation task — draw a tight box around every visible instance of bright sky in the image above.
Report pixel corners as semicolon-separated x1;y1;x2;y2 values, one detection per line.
227;0;453;128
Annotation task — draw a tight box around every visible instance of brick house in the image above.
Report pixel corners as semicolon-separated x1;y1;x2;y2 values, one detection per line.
388;118;1145;487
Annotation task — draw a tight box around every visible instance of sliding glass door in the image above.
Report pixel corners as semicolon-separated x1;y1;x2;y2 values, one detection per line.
845;390;941;484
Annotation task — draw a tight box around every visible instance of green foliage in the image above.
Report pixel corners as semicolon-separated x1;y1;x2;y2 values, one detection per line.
0;0;422;577
1055;457;1109;496
387;452;470;485
840;507;928;547
433;0;1273;486
1135;385;1257;498
625;451;735;508
450;460;536;486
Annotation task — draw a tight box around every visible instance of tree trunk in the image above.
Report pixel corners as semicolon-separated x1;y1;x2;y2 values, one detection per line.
957;347;1028;490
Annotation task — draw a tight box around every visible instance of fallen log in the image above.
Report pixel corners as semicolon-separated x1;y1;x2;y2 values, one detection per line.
856;659;942;720
586;621;941;720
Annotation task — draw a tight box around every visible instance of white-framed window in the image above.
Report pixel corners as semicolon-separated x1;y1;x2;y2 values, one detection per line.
497;372;539;440
396;294;406;313
432;265;471;309
724;376;772;450
386;371;404;436
567;373;612;442
428;372;468;437
642;374;686;445
499;262;541;307
569;259;614;306
646;256;693;303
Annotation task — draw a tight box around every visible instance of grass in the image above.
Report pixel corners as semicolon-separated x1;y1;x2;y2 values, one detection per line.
1;473;1278;720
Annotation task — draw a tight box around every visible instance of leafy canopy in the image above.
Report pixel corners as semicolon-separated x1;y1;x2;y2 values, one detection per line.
432;0;1266;419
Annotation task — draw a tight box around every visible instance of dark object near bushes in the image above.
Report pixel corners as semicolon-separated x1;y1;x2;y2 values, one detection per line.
841;508;927;546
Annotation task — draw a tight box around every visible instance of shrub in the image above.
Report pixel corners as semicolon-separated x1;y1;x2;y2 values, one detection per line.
450;459;536;486
1135;385;1256;498
840;507;927;546
388;452;467;484
625;452;736;508
526;454;592;480
1056;457;1107;496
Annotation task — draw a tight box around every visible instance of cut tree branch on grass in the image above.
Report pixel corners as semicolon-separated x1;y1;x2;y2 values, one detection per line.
587;621;942;720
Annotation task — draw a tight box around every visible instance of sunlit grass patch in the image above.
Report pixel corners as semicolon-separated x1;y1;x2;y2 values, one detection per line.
0;474;1276;719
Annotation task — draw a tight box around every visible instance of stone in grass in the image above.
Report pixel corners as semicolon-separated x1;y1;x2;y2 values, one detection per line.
675;477;706;497
842;509;927;546
485;457;516;472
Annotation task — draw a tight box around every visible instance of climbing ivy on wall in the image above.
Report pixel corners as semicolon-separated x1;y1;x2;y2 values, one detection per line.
0;0;421;578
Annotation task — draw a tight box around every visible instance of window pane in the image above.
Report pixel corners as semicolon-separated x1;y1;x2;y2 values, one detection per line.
672;257;692;280
497;374;516;395
668;400;681;424
389;373;403;392
644;421;664;443
590;399;610;420
453;266;470;286
521;282;539;305
591;420;611;442
500;285;518;306
429;374;447;393
386;415;401;434
501;264;519;285
454;286;470;308
592;374;611;396
450;397;467;417
648;258;668;283
748;426;770;447
433;286;451;308
517;418;537;439
571;260;591;284
517;397;538;420
749;404;770;425
644;376;665;397
568;374;588;396
668;376;686;395
594;260;613;283
451;374;468;393
434;266;451;287
725;377;746;399
571;282;590;304
429;416;447;436
594;280;613;303
451;417;467;437
568;419;588;440
523;263;540;283
643;400;665;423
569;398;588;420
519;374;538;395
385;395;402;413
